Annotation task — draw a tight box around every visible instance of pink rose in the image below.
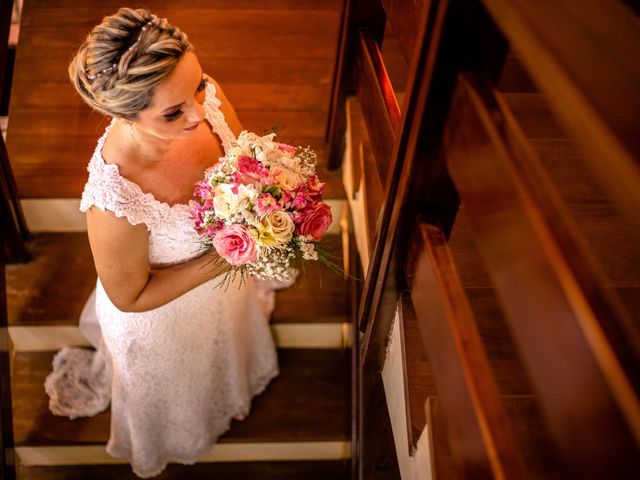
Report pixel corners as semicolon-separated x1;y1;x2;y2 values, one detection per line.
295;202;332;241
212;224;258;265
277;143;297;154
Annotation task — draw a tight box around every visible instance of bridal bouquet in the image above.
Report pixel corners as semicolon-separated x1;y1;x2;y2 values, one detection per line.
191;131;334;283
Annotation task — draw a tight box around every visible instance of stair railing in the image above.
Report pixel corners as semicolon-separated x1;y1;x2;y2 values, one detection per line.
327;0;516;476
328;0;640;477
0;0;29;264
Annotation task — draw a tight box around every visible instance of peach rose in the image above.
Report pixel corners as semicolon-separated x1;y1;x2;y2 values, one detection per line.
262;210;295;245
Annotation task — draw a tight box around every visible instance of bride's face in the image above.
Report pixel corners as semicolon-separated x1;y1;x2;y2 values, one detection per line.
132;51;207;140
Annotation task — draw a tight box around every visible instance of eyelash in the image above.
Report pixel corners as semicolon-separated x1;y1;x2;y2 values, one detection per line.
163;78;208;123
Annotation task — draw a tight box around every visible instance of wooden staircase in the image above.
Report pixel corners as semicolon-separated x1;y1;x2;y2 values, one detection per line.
4;0;640;479
0;1;355;478
6;232;351;479
328;0;640;478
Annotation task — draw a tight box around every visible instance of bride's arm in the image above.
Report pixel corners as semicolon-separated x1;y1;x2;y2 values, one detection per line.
86;206;226;313
204;74;244;137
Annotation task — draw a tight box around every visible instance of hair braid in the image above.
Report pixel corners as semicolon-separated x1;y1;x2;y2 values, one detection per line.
69;7;193;120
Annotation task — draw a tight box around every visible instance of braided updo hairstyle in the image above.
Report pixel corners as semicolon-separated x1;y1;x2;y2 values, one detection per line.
69;8;192;120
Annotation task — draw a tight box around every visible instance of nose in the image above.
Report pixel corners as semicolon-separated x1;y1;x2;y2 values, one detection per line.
187;102;205;123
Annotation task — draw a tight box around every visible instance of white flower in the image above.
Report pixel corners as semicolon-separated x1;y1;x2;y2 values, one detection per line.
213;183;257;219
213;184;238;219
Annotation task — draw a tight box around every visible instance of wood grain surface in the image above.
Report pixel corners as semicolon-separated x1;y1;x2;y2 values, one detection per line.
6;1;344;199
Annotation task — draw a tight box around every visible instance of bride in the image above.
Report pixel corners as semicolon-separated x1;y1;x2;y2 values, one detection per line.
44;7;284;478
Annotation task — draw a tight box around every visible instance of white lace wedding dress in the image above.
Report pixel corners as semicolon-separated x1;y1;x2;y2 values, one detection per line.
44;82;282;478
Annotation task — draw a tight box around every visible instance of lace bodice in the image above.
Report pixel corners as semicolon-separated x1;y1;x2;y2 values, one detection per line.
79;82;235;267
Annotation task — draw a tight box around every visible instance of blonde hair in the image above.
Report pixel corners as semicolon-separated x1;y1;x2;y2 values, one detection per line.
69;7;192;120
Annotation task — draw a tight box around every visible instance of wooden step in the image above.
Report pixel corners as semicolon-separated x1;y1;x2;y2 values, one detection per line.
422;214;561;477
529;138;640;289
448;209;537;396
507;100;640;333
497;52;538;93
11;348;350;445
466;287;534;396
17;460;350;480
6;233;348;328
6;133;344;198
502;395;567;479
425;394;565;480
7;0;344;200
502;93;566;138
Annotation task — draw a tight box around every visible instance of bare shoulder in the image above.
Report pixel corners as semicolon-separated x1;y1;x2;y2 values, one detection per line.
203;74;244;136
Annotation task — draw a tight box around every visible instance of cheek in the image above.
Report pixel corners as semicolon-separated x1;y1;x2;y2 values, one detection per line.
154;117;190;138
135;114;184;139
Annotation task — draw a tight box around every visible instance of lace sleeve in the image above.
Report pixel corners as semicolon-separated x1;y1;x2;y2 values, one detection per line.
80;159;161;231
203;81;237;152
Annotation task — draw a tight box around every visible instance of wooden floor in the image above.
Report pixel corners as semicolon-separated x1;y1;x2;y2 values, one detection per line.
7;231;351;478
6;231;350;443
4;4;353;477
6;233;347;327
12;348;350;445
6;0;345;199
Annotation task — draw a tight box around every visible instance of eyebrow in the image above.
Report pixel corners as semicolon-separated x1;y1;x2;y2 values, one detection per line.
160;70;204;114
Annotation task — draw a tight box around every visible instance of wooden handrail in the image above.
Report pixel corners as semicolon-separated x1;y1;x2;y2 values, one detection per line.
481;0;640;239
356;28;401;182
408;221;526;479
445;71;640;477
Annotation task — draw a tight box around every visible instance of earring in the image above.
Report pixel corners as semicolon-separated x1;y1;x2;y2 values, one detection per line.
127;122;134;140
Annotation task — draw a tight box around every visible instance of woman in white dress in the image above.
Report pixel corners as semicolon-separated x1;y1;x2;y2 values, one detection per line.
44;7;281;478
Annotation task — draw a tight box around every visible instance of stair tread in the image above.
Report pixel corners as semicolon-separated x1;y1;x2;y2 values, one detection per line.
427;394;565;479
465;288;535;396
528;138;640;288
503;395;567;479
497;52;538;93
17;460;350;480
7;233;347;327
502;92;566;139
12;348;350;445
